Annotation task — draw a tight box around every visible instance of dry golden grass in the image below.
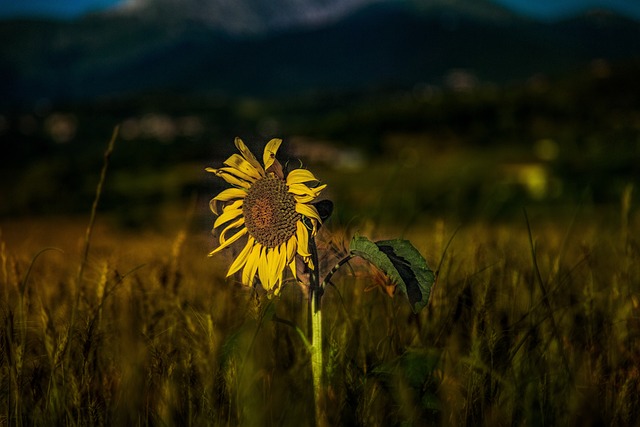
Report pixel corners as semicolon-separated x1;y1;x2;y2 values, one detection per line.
1;205;639;426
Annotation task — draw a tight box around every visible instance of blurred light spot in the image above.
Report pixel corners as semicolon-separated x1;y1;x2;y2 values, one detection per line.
519;164;547;199
289;137;363;171
502;162;552;200
45;113;77;143
140;113;176;143
533;138;558;161
120;114;203;142
177;116;204;138
444;69;477;92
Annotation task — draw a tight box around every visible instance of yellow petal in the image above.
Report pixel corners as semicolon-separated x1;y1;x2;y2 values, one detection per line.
289;260;297;281
208;227;247;256
279;240;289;267
210;188;246;214
226;199;244;210
271;243;287;289
226;236;254;277
296;221;311;257
258;247;272;290
267;246;279;290
224;153;263;180
296;203;322;224
242;243;262;286
286;169;319;186
269;246;283;291
267;244;277;279
288;183;327;198
213;201;243;228
312;183;327;194
287;183;316;197
286;236;297;263
263;138;282;171
216;166;256;184
219;217;245;244
212;169;251;189
272;277;283;295
293;194;316;204
235;137;265;176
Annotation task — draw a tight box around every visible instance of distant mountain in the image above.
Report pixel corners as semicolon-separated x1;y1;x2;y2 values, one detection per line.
1;0;640;107
109;0;378;34
106;0;522;34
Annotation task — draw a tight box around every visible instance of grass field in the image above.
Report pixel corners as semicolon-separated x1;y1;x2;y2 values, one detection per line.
1;174;639;426
2;66;640;424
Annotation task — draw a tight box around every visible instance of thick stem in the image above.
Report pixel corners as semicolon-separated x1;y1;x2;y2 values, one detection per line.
311;290;323;426
308;236;325;426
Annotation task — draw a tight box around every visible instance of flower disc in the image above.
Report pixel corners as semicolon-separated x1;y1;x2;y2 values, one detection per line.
243;176;300;248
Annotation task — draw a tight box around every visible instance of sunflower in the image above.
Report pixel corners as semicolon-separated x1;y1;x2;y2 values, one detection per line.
207;137;327;294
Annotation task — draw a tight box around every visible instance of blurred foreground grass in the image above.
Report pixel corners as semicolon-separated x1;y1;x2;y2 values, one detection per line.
1;199;639;425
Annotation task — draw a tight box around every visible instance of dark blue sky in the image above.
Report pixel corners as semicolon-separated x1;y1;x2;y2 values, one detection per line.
1;0;639;20
0;0;123;19
494;0;640;19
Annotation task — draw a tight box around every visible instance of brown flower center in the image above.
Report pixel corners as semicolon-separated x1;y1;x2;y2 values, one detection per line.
243;177;300;248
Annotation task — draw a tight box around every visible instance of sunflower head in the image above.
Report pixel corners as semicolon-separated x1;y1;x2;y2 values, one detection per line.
207;137;327;295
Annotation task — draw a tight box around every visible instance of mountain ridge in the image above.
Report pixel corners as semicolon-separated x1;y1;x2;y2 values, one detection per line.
101;0;523;34
2;0;640;107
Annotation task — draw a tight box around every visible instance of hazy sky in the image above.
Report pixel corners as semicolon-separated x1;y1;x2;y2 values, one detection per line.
1;0;639;20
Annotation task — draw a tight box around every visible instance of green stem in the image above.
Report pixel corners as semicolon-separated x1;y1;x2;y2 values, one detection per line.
309;238;354;426
311;290;323;426
308;237;324;426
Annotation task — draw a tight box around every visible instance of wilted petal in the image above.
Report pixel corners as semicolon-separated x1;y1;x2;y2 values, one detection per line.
293;194;316;204
210;188;246;214
213;200;243;228
216;166;257;184
296;203;322;224
224;153;262;180
235;137;265;176
287;169;320;186
212;169;251;189
263;138;282;171
208;227;247;256
287;183;316;196
219;217;245;244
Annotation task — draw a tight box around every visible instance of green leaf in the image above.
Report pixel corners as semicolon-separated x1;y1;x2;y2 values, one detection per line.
349;235;435;313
